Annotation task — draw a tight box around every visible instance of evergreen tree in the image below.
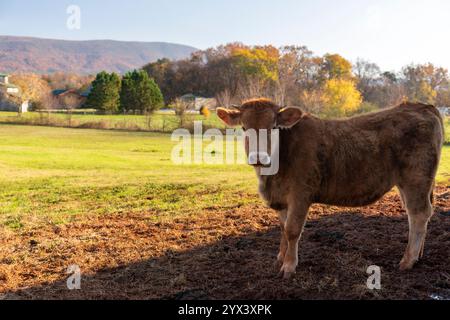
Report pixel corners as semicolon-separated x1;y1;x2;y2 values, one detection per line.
119;71;136;112
86;72;121;113
120;70;163;113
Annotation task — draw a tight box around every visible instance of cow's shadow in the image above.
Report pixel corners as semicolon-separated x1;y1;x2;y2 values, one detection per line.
3;209;449;300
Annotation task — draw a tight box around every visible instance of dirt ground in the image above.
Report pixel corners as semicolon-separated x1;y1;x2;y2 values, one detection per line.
0;187;449;300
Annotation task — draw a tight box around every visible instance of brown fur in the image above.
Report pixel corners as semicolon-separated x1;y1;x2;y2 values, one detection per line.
217;99;444;279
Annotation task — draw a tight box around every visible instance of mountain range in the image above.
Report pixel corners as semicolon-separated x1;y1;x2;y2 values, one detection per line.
0;36;198;74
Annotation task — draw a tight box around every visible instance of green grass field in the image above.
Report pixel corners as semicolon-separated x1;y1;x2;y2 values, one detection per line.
0;119;448;231
0;111;448;143
0;111;226;132
0;124;257;230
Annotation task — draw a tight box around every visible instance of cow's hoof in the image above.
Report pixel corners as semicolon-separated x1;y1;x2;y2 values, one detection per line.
282;271;295;280
278;264;296;280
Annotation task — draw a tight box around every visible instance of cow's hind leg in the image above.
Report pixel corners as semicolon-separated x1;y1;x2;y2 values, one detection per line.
398;185;434;271
275;210;288;267
279;202;309;279
398;188;407;210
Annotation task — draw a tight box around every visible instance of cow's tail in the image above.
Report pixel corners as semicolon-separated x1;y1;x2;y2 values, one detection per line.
427;104;445;143
438;112;445;146
428;106;447;210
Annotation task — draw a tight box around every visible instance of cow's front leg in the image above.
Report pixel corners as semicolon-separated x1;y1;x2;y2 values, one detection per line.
275;210;288;267
279;202;309;280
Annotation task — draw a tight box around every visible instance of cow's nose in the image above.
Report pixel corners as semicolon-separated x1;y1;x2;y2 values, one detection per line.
248;152;271;166
259;153;271;165
248;152;259;165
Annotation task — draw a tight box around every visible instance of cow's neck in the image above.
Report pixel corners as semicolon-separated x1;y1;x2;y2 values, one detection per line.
255;167;288;211
253;130;290;211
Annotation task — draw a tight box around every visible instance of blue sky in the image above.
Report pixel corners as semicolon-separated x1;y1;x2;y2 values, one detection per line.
1;0;449;71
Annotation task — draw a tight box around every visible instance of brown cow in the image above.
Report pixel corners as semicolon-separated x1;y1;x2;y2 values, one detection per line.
217;99;444;279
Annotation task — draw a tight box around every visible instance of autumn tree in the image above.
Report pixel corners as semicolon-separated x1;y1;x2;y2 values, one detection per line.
144;43;281;105
143;58;176;101
321;79;362;117
202;44;245;105
10;73;53;109
43;72;94;91
401;63;449;105
143;55;207;104
312;54;361;117
231;45;279;100
232;46;279;82
436;82;450;108
320;54;354;81
276;46;315;105
374;72;406;107
298;89;324;115
353;60;405;108
143;43;450;114
354;59;381;102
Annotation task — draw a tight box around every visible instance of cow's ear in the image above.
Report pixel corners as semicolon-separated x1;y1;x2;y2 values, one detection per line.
277;107;303;129
216;107;241;126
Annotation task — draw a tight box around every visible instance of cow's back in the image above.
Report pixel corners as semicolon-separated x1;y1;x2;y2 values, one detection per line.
291;103;444;207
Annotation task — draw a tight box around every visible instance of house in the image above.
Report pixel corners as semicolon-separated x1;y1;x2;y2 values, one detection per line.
180;94;217;111
0;73;28;113
52;88;88;109
0;73;20;95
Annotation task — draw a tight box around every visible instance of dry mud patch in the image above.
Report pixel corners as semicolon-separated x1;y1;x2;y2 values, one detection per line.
0;187;449;300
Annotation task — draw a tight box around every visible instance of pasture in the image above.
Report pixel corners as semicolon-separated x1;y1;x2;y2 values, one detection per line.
0;111;225;133
0;122;449;299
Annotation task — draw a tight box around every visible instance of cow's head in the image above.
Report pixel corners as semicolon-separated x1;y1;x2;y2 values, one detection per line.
217;98;303;167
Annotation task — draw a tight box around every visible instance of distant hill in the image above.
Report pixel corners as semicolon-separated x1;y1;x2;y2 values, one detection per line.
0;36;198;74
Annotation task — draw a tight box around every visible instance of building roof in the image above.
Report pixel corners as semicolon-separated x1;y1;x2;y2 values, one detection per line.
0;73;9;77
52;88;88;97
52;89;69;96
180;93;196;100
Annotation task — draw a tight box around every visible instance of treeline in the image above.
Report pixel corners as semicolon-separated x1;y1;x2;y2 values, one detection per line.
85;70;164;113
8;43;450;118
7;70;164;114
144;43;450;117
